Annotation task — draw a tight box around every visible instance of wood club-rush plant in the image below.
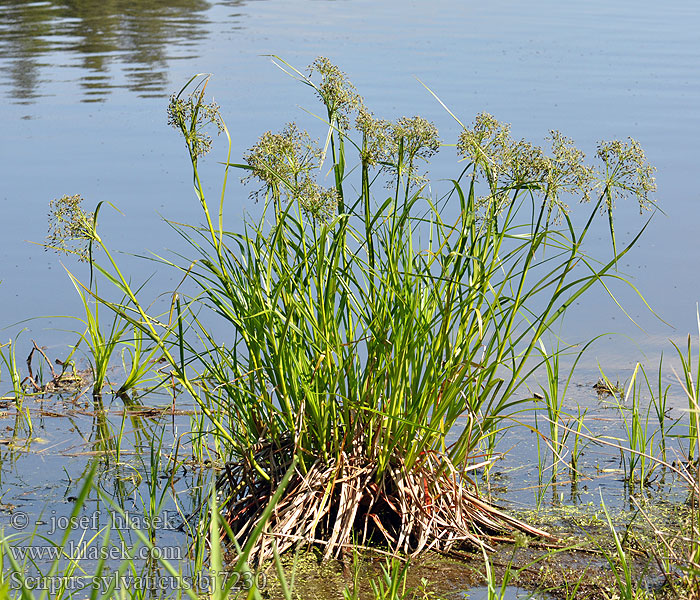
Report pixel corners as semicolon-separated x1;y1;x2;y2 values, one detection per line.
52;57;657;565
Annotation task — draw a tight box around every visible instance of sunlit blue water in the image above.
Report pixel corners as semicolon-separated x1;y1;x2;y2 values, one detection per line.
2;0;699;376
464;587;551;600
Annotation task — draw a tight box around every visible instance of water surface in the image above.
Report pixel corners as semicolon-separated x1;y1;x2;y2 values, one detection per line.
3;1;699;375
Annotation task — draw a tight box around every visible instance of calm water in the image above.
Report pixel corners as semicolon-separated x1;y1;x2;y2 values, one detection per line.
2;0;700;375
464;588;550;600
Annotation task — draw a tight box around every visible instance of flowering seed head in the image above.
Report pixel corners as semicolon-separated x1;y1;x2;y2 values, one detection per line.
243;122;322;201
546;131;595;203
46;194;96;262
294;179;339;222
384;116;440;187
457;112;513;176
308;57;362;131
392;116;440;161
355;106;392;167
596;137;656;213
167;88;225;159
243;123;336;221
457;114;600;221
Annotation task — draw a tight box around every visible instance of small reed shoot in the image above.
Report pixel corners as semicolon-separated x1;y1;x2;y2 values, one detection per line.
342;546;363;600
535;337;599;485
612;363;660;488
70;281;127;398
647;356;672;464
0;337;31;431
534;342;566;489
369;557;411;600
596;495;653;600
569;404;589;479
672;308;700;462
477;536;557;600
115;325;163;402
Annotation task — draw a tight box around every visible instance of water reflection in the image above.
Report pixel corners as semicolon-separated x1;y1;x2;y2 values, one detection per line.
0;0;241;103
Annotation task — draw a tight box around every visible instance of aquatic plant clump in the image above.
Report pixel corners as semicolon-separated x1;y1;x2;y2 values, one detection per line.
216;435;551;565
57;57;657;564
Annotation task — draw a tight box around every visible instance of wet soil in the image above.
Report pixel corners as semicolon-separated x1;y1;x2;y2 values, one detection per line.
262;498;697;600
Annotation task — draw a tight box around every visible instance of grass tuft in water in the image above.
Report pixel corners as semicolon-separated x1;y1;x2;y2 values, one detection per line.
46;57;658;565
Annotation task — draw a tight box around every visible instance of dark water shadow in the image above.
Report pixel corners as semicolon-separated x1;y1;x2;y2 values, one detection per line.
0;0;252;103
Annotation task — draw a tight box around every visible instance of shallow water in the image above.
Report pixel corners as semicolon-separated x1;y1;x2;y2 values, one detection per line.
0;393;203;576
0;376;691;578
463;587;551;600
